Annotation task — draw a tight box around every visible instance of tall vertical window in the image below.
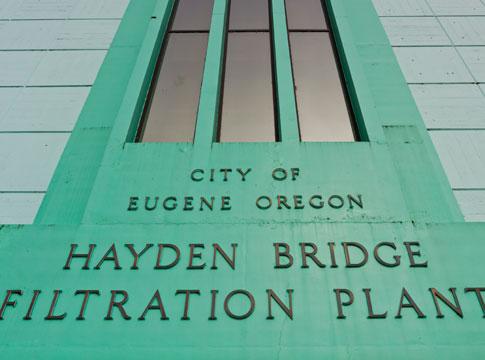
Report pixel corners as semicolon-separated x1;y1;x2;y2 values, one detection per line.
136;0;358;143
286;0;357;142
217;0;277;143
136;0;213;143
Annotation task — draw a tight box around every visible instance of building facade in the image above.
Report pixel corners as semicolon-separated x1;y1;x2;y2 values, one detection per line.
0;0;484;358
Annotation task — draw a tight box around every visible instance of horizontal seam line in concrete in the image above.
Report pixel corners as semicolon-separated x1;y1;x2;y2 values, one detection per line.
428;128;485;131
392;45;485;48
0;131;72;134
407;82;482;85
378;15;485;18
453;189;485;191
0;191;46;194
72;220;435;226
409;83;484;86
393;45;485;48
0;48;111;52
0;85;93;88
0;18;124;21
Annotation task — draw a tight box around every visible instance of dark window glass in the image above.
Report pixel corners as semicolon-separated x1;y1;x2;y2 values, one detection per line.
219;33;275;142
229;0;269;31
289;32;354;142
285;0;327;31
171;0;214;31
139;33;209;143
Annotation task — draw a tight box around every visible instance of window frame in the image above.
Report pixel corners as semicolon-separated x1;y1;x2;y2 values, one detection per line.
285;0;361;141
132;0;364;145
216;0;279;143
135;0;213;143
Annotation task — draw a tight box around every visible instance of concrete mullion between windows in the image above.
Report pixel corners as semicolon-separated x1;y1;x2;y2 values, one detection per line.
193;0;229;149
270;0;300;143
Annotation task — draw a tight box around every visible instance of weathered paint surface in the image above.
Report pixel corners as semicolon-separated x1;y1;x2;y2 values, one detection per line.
409;84;485;129
0;194;44;224
430;131;485;189
0;0;130;20
454;190;485;221
0;20;120;50
375;0;485;221
0;88;90;131
0;133;69;191
0;0;129;224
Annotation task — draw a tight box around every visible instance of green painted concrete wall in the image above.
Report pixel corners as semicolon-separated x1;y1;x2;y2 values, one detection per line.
1;222;485;358
0;0;483;357
33;0;462;225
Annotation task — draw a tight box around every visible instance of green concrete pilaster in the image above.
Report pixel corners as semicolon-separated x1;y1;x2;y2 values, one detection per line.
271;0;300;143
328;0;463;221
193;0;228;149
34;0;174;224
100;0;175;159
